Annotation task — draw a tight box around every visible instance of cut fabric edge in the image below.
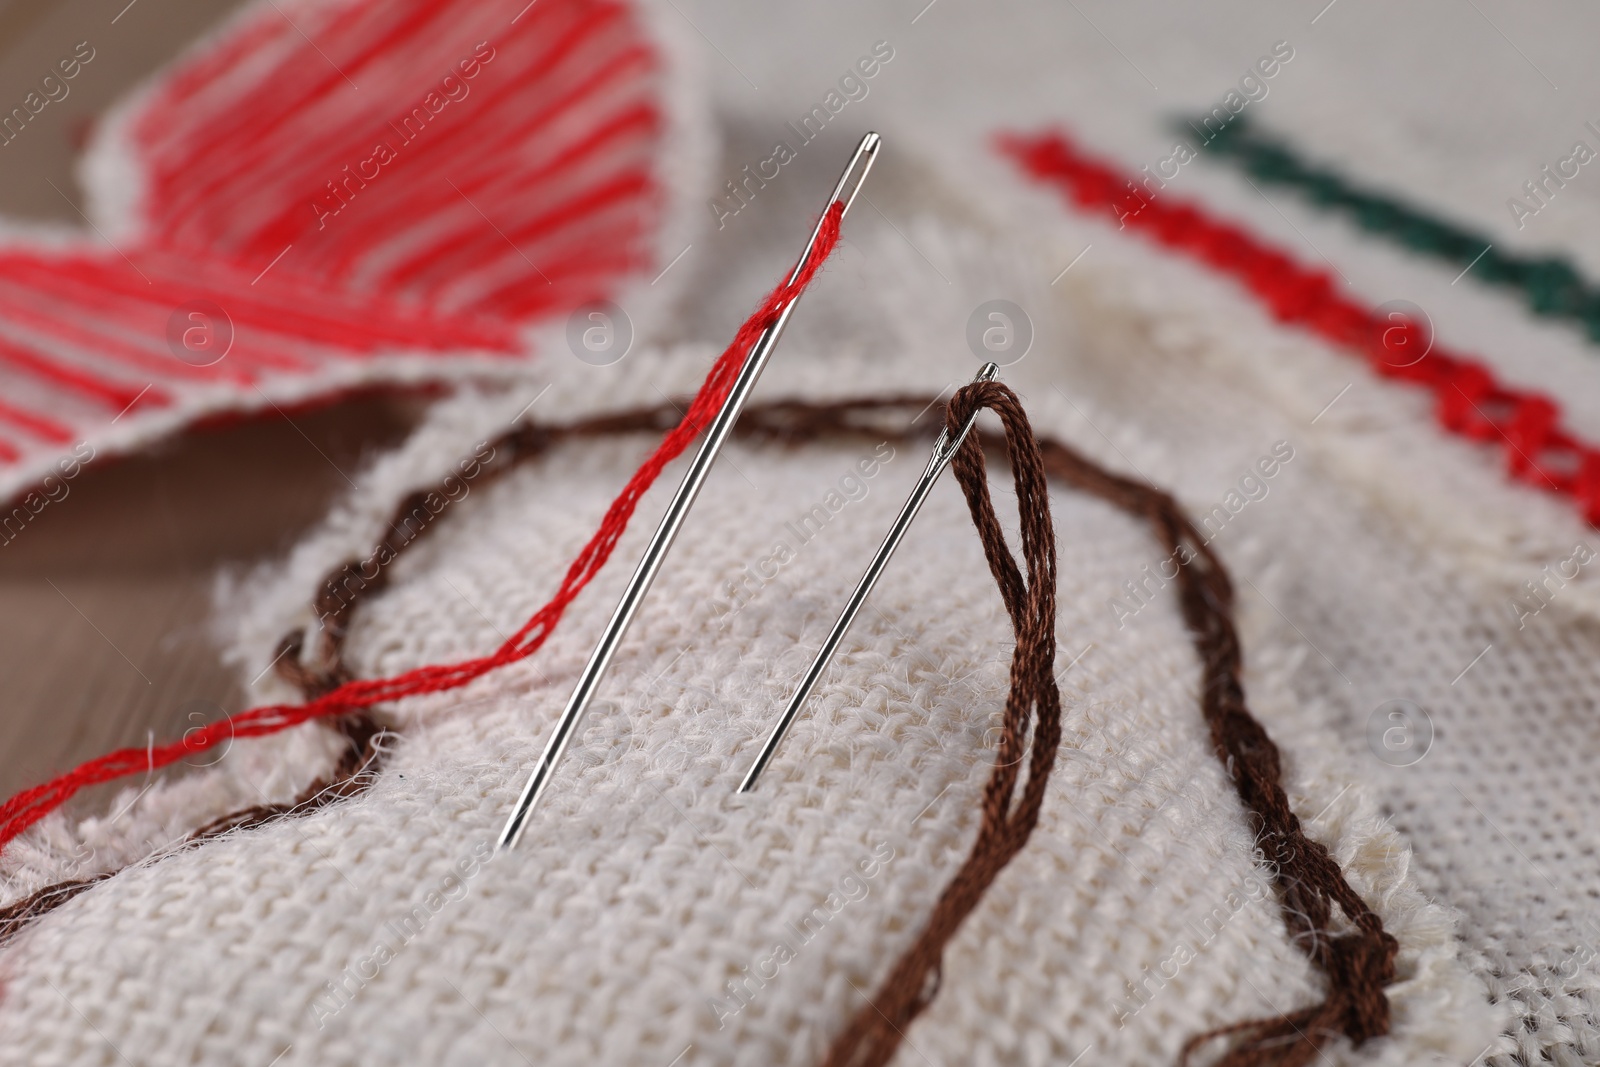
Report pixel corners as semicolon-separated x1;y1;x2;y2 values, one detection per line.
0;353;528;508
0;711;348;905
1235;636;1509;1066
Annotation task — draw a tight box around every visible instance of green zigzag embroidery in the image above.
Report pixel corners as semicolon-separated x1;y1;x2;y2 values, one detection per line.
1183;114;1600;343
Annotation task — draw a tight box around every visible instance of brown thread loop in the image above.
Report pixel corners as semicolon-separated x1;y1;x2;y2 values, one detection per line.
821;380;1061;1067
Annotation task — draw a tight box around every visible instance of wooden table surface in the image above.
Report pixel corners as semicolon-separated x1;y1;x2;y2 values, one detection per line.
0;0;426;809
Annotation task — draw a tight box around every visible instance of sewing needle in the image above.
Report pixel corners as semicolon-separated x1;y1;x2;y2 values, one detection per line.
497;132;882;851
738;361;1000;792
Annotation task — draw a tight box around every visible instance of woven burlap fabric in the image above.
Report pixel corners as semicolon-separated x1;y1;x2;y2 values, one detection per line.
0;197;1492;1062
9;0;1600;1061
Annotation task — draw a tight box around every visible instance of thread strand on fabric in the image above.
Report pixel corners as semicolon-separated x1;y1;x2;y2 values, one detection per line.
1192;115;1600;343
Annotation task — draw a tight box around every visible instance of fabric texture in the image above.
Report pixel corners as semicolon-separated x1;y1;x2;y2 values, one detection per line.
9;0;1600;1063
0;194;1493;1067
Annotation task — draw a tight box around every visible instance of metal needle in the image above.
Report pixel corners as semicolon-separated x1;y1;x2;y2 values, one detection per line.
738;361;1000;793
497;132;882;851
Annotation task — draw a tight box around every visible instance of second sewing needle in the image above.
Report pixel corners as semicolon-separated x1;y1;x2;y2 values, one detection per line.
738;361;1001;793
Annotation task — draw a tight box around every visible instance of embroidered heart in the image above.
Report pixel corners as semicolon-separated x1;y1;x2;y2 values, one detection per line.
0;0;670;485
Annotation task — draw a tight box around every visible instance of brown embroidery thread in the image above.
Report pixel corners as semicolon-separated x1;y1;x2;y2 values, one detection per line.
819;380;1062;1067
0;393;1395;1067
1031;435;1398;1067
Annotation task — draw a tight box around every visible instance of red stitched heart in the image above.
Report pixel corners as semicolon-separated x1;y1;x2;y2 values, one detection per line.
0;0;667;474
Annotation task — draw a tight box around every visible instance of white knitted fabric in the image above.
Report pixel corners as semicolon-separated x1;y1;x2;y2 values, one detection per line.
9;0;1600;1063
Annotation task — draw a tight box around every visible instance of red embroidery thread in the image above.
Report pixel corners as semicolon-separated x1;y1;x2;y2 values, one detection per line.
1001;129;1600;525
0;202;846;856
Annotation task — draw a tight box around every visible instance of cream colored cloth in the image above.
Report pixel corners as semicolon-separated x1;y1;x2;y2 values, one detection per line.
12;0;1600;1063
0;208;1494;1066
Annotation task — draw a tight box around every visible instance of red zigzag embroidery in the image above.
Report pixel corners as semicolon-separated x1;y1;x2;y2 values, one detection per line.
1002;129;1600;526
